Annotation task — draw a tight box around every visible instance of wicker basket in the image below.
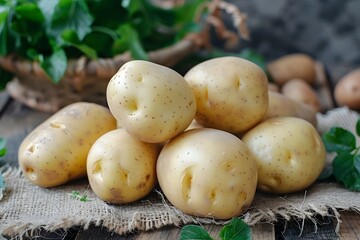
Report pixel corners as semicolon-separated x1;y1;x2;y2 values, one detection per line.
0;37;201;113
0;0;249;113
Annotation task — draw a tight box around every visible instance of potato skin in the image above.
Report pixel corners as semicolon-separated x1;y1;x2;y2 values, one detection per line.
87;129;159;204
242;117;326;194
267;54;316;85
268;82;280;92
184;56;268;133
106;60;196;143
18;102;117;188
281;78;321;112
264;91;317;127
157;128;258;219
334;69;360;110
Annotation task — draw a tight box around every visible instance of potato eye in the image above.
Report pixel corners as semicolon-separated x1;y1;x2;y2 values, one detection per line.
181;167;193;203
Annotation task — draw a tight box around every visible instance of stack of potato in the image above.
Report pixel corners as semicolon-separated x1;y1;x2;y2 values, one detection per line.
268;53;360;112
18;56;328;220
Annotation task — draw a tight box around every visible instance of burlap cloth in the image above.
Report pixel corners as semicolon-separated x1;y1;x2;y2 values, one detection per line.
1;107;359;238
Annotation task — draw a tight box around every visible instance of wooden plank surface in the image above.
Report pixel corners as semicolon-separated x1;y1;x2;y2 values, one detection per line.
338;211;360;240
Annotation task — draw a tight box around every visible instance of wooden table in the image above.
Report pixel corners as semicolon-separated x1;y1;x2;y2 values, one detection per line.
0;80;359;239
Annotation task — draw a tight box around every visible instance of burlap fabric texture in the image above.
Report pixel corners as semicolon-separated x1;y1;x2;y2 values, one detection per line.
1;107;359;238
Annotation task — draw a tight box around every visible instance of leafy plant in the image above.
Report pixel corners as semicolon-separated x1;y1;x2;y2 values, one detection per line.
69;190;93;202
180;218;251;240
0;138;6;157
321;118;360;191
0;0;207;83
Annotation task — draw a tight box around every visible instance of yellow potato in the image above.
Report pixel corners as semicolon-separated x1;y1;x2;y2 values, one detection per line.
242;117;326;194
106;60;196;143
267;53;316;85
334;69;360;110
184;56;268;134
268;82;280;92
157;128;258;219
87;128;159;204
281;78;321;112
18;102;117;187
263;91;317;127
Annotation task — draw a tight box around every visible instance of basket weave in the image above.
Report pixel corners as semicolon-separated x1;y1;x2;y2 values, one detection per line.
0;37;200;113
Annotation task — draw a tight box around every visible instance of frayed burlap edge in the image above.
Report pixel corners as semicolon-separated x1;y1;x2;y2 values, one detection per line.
0;166;229;239
2;166;358;239
1;107;360;238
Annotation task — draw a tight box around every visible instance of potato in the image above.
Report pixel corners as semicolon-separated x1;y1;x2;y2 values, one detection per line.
281;78;321;112
18;102;117;187
263;91;317;126
184;56;268;134
185;119;203;131
242;117;326;194
267;54;316;85
157;128;258;219
268;82;280;92
334;69;360;110
87;128;158;204
106;60;196;143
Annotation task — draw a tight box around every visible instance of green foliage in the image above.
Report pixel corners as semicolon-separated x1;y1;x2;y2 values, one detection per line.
219;218;252;240
69;190;93;202
322;118;360;191
0;137;6;158
180;218;251;240
180;225;213;240
0;0;207;83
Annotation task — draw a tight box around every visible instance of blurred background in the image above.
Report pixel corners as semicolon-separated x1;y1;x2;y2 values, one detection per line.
232;0;360;81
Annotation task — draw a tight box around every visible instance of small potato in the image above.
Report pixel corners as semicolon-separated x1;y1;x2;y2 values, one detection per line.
184;56;268;133
263;91;317;127
87;128;159;204
106;60;196;143
281;78;321;112
242;117;326;194
267;54;316;85
268;82;280;92
157;128;258;219
18;102;117;187
334;69;360;110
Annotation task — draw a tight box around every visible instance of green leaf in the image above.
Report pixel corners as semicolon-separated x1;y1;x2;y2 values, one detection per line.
40;48;67;83
69;190;93;202
0;148;6;157
219;218;251;240
238;49;267;72
333;152;360;191
322;127;356;154
51;0;93;41
0;69;13;90
0;173;5;201
317;164;333;181
114;24;148;60
0;137;6;158
180;225;213;240
0;10;9;55
356;118;360;137
26;48;44;62
83;30;114;58
61;30;97;59
121;0;142;16
15;3;45;23
38;0;60;24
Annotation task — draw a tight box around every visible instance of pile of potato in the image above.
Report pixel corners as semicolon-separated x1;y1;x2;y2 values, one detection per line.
18;56;326;220
267;53;360;111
